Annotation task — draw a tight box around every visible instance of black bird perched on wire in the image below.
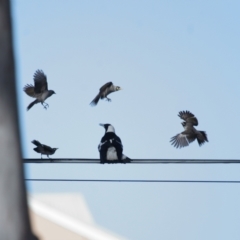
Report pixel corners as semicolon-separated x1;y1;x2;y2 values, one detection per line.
170;110;208;149
23;70;56;111
32;140;58;159
98;123;130;163
90;82;122;106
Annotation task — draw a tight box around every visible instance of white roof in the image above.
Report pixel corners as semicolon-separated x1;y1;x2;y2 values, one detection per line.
28;193;127;240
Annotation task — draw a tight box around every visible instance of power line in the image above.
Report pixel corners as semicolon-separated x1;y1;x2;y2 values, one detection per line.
23;159;240;164
25;179;240;183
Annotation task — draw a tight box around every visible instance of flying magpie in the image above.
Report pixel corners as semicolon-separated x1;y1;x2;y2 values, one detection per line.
170;110;208;148
23;70;56;111
32;140;58;159
98;123;130;163
90;82;122;106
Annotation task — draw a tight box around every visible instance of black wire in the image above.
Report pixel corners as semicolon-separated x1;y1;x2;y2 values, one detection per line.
24;159;240;183
23;159;240;164
25;179;240;183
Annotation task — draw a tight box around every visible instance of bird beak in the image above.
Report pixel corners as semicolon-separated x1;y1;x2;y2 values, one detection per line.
99;123;105;127
119;87;123;90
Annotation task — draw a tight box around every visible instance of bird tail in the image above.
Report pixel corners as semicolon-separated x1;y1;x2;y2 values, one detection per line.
197;131;208;146
90;94;100;106
27;99;38;111
32;140;41;147
122;155;131;163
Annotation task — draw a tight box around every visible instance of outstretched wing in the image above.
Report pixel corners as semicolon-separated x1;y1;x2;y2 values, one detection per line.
23;84;36;97
170;131;196;149
178;110;198;126
34;70;48;93
32;140;42;147
170;133;189;149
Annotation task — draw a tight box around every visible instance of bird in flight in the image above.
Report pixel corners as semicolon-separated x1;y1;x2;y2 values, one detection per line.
98;123;130;163
90;82;122;106
32;140;58;159
23;69;56;111
170;110;208;148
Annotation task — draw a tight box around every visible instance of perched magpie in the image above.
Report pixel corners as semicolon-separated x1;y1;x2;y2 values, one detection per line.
23;70;56;111
170;110;208;148
90;82;122;106
98;123;130;163
32;140;58;159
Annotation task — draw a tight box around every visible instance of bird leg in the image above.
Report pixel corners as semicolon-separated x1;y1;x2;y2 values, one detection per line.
41;102;49;109
105;97;111;102
47;155;53;162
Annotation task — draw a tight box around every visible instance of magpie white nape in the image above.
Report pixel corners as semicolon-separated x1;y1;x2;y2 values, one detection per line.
170;110;208;149
99;123;115;132
98;123;130;164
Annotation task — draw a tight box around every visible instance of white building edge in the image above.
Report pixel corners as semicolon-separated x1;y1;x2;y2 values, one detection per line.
28;193;127;240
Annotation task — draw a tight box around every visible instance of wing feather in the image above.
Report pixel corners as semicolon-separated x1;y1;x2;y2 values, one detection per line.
31;140;42;147
23;84;36;97
170;133;189;148
42;144;53;152
178;110;198;126
99;82;113;92
34;69;48;93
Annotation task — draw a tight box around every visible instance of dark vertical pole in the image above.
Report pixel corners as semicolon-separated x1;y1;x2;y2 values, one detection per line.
0;1;38;239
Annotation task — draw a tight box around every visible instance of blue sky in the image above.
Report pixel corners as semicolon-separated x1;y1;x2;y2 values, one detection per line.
12;1;240;239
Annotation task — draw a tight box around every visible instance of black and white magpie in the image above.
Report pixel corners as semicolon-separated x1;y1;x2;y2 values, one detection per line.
98;123;130;163
170;110;208;148
90;82;122;106
32;140;58;159
23;70;56;111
